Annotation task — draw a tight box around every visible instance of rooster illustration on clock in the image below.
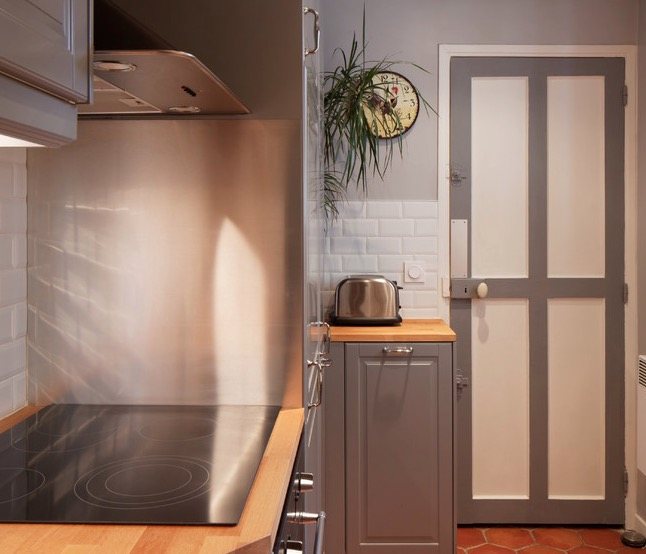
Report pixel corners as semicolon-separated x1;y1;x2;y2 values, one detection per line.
364;71;420;139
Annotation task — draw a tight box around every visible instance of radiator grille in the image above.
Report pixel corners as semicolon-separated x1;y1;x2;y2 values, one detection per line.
639;355;646;388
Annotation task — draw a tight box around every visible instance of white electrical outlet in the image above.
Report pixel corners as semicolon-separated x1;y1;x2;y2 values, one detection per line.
404;261;425;283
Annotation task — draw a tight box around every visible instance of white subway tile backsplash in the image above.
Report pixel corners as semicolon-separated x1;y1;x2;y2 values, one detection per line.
12;372;25;410
403;201;438;218
0;199;26;233
13;302;26;338
330;236;366;254
13;163;27;198
326;255;343;272
414;291;439;306
325;221;344;237
401;307;439;319
413;254;439;271
366;202;402;219
339;201;367;219
367;237;401;255
378;255;412;273
342;219;378;237
399;290;415;308
0;306;12;343
13;235;26;268
0;236;12;269
342;255;378;273
0;338;25;380
379;219;414;237
0;377;12;417
0;165;13;196
403;236;438;255
0;269;26;307
326;200;440;314
0;151;27;406
415;219;438;236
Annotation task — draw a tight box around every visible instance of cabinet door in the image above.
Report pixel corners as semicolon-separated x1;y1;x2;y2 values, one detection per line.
0;0;90;102
345;343;453;554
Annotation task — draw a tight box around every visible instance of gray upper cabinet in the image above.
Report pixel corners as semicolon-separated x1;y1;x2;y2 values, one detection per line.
0;0;91;103
339;342;454;554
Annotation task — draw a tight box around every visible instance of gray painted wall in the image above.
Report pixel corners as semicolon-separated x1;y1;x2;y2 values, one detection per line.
321;0;639;200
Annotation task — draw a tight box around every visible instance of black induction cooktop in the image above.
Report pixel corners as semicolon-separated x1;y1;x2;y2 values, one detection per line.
0;404;280;525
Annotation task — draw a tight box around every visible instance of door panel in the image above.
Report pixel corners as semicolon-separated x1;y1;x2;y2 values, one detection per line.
471;77;529;278
472;299;530;500
547;76;606;278
451;57;625;524
547;298;606;500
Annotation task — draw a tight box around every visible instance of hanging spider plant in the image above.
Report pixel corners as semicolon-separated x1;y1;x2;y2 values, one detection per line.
322;10;434;220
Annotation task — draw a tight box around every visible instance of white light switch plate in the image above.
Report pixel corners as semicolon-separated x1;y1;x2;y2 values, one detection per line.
404;261;425;283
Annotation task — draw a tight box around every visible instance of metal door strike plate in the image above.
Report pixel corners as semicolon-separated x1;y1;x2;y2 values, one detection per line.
450;279;483;299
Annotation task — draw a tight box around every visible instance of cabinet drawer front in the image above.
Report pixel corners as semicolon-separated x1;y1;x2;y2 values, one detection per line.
0;0;89;102
357;342;441;358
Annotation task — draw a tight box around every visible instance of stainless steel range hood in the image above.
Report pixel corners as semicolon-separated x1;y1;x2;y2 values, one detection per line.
79;0;250;116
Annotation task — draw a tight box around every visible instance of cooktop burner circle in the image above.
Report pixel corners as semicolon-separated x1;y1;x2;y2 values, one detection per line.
74;455;211;510
11;406;119;453
0;468;46;504
104;463;192;497
138;417;216;441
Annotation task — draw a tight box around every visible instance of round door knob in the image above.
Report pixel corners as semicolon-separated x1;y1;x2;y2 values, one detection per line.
476;282;489;298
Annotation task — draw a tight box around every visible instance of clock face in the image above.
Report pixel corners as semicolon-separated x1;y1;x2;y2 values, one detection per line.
363;71;420;139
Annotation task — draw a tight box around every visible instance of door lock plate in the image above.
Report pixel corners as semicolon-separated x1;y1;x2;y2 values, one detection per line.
450;278;485;299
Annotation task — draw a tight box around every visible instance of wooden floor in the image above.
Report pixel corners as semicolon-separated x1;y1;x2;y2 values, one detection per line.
457;527;636;553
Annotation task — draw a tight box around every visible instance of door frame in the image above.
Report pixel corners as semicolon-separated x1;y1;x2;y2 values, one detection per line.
437;44;638;529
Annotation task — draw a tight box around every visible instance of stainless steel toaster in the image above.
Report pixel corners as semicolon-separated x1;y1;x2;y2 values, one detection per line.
332;275;402;325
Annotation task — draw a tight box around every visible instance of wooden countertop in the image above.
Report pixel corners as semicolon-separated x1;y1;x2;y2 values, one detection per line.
331;319;456;342
0;406;304;554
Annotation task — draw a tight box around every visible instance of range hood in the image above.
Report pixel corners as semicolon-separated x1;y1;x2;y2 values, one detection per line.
79;0;250;116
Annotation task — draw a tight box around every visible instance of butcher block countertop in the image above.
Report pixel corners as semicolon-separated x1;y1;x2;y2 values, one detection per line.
330;319;456;342
0;406;304;554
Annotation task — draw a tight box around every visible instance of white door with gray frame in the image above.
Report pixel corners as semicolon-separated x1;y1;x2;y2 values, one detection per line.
450;57;625;524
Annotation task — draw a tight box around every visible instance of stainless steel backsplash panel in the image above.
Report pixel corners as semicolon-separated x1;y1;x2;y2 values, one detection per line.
27;120;303;407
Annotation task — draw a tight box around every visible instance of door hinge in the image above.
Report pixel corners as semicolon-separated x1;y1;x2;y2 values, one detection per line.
624;467;629;497
624;283;629;304
622;84;628;107
456;369;470;392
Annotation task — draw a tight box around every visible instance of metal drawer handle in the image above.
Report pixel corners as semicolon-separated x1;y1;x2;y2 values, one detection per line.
307;360;323;408
286;511;326;554
314;511;326;554
382;346;414;355
303;7;320;57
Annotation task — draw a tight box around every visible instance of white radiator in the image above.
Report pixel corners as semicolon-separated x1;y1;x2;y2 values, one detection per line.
638;356;646;474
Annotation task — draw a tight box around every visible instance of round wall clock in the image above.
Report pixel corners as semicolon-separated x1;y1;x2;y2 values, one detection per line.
364;71;420;139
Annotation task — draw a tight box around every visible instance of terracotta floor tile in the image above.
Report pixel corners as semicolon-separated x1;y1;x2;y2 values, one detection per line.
457;527;487;548
520;546;563;554
486;528;534;549
469;545;515;554
533;528;583;549
580;529;624;550
568;547;609;554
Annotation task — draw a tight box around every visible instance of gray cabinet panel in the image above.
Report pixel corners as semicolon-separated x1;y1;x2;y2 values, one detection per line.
0;0;90;102
344;343;454;554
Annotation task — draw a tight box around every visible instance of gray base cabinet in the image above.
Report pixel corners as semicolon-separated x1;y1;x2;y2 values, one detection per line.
325;342;455;554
